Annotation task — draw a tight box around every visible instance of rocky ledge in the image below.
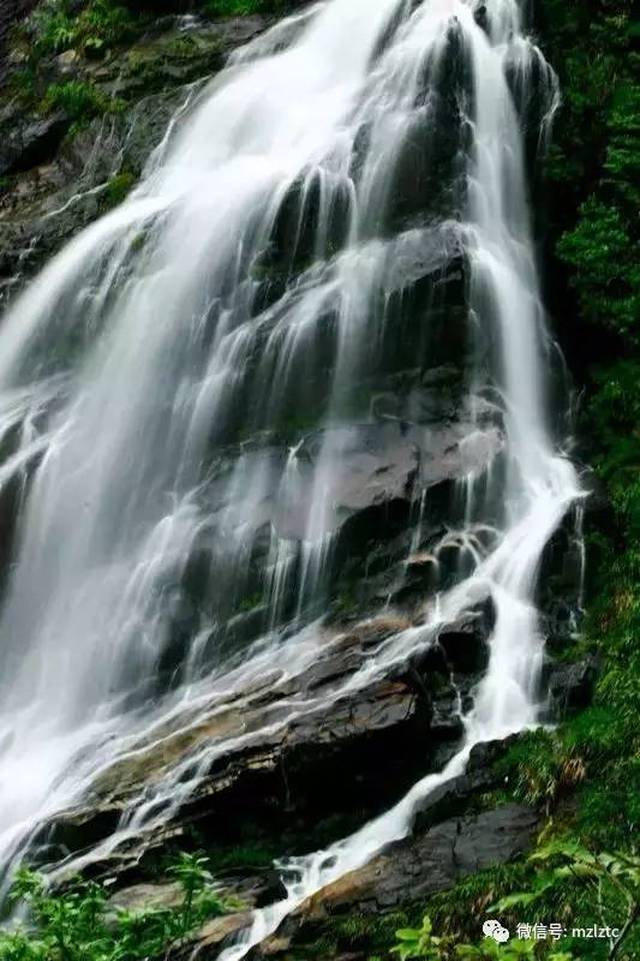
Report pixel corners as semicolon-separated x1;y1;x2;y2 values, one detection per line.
0;7;310;301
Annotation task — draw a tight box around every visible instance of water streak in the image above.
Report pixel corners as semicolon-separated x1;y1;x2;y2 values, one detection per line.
0;0;580;943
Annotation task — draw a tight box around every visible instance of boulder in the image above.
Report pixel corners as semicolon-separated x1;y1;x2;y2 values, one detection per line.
227;802;539;959
0;112;69;177
543;654;600;715
297;803;539;917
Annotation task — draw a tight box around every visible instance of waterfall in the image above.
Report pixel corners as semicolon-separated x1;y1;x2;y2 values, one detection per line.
0;0;580;939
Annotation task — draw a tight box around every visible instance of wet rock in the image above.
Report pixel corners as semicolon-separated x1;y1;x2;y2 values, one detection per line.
383;21;470;232
474;4;488;30
111;867;284;922
0;0;37;82
47;613;486;882
172;912;253;959
276;423;420;540
0;112;69;177
544;654;599;715
412;736;523;830
110;880;183;912
50;674;427;864
0;14;282;298
436;604;493;674
327;422;503;603
168;795;537;958
289;803;539;920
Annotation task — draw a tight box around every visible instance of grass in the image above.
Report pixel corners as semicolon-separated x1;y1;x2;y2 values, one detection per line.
204;0;288;16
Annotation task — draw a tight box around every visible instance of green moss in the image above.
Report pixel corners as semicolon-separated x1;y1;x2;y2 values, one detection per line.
41;80;123;123
104;171;137;208
117;30;224;98
236;591;263;613
6;65;40;105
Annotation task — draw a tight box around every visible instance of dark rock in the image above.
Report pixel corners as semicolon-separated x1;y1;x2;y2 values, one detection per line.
474;4;488;30
544;655;599;715
0;14;281;299
382;19;470;232
174;912;253;957
436;603;493;674
46;609;496;884
412;736;523;834
0;0;38;83
0;112;69;177
47;646;425;869
290;803;539;919
466;735;522;772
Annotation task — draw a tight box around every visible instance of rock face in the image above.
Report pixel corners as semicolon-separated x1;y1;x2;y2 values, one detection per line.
0;12;281;300
300;803;539;917
165;800;539;959
47;616;468;877
0;112;69;176
0;1;36;82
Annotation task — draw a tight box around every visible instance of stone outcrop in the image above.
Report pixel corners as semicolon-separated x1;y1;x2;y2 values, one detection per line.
161;799;539;960
297;803;539;918
0;11;285;300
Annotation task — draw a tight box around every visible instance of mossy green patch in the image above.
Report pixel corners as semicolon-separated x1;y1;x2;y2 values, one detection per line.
41;80;124;124
104;170;137;207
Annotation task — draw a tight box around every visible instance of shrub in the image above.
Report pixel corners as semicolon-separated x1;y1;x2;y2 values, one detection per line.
26;0;136;59
204;0;286;17
391;915;574;960
41;80;124;128
495;730;586;815
0;854;242;961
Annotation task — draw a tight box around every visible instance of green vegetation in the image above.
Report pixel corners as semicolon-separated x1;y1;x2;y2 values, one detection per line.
537;0;640;858
0;854;242;961
104;170;137;207
542;0;639;342
204;0;286;16
383;841;640;960
1;1;638;960
493;730;586;815
494;842;640;959
25;0;136;58
390;915;573;960
22;0;289;55
41;80;121;121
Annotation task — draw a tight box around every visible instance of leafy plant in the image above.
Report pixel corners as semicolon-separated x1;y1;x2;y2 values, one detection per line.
26;0;136;58
0;855;242;961
496;730;586;815
204;0;286;17
167;852;242;936
392;916;456;960
391;916;574;961
41;80;121;123
493;842;640;960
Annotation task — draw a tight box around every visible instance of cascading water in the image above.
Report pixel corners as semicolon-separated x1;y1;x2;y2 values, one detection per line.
0;0;581;947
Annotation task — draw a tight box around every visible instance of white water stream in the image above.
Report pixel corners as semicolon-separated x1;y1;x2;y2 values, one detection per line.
0;0;581;951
